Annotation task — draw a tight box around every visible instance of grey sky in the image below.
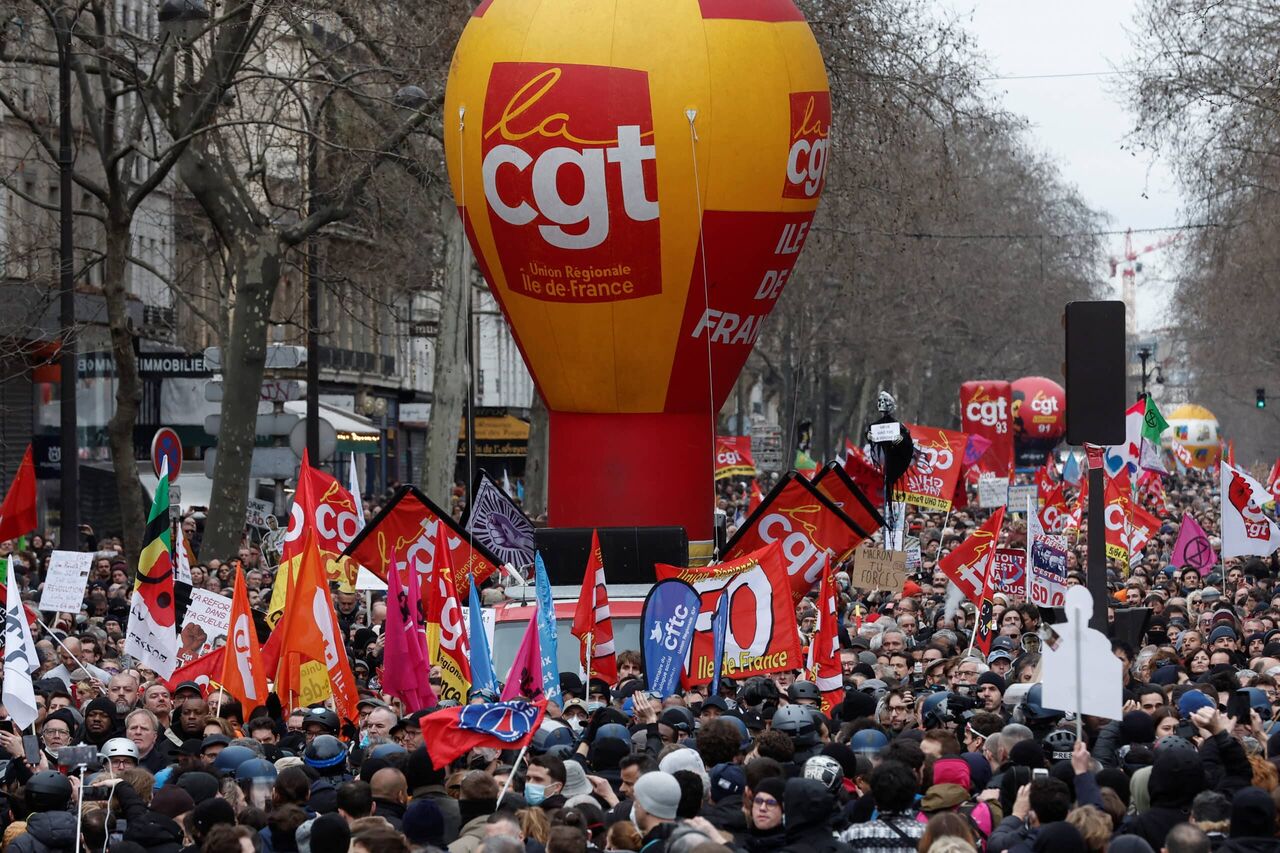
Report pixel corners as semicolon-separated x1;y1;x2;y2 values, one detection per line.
937;0;1183;332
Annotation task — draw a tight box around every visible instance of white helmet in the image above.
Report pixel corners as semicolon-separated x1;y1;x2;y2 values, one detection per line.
100;738;139;762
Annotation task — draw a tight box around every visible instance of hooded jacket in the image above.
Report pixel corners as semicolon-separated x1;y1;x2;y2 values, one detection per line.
81;697;123;748
7;812;78;853
1118;748;1205;849
1220;787;1280;853
777;778;855;853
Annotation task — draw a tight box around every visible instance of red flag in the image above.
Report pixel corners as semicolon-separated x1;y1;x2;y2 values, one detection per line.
1104;469;1131;562
1038;484;1071;534
714;436;755;480
840;444;885;508
1268;460;1280;503
218;566;268;712
895;425;968;512
1035;462;1056;502
425;520;471;703
417;699;548;769
656;542;801;684
814;462;885;536
972;553;998;657
724;472;868;600
571;530;618;684
273;528;360;720
165;647;225;696
0;446;37;543
345;486;501;597
806;559;843;715
938;508;1005;606
1127;503;1163;559
747;480;763;515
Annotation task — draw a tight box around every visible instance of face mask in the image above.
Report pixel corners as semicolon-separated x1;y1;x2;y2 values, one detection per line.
525;783;547;806
567;718;584;734
359;732;370;749
586;701;604;713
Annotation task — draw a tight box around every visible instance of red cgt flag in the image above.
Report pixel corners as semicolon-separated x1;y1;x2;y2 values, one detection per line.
1104;469;1132;562
0;446;37;543
938;507;1005;607
345;486;501;598
571;530;618;684
724;472;868;601
165;646;225;696
806;559;843;715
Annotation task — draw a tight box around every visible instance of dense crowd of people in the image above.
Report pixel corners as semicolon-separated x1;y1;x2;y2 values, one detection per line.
1;465;1279;853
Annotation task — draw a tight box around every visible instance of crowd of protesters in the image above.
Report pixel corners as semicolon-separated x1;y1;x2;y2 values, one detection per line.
1;465;1280;853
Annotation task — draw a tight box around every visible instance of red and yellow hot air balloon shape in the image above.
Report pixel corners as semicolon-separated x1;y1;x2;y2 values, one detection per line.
445;0;830;548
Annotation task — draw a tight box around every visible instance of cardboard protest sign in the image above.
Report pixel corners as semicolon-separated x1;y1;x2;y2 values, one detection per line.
1043;586;1122;720
38;551;93;614
993;548;1026;596
1028;535;1068;608
850;546;908;592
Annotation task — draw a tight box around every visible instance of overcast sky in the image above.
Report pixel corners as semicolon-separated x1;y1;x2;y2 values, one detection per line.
936;0;1183;333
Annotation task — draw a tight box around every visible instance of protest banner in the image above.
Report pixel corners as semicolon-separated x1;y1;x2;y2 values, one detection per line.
1007;484;1038;514
714;436;756;480
894;425;968;511
994;548;1026;596
850;545;908;592
959;380;1014;477
178;588;233;666
1104;470;1131;561
655;541;802;684
1028;535;1068;607
38;551;93;614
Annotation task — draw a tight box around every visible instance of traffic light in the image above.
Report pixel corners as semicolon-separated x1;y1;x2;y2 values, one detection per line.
1258;388;1267;409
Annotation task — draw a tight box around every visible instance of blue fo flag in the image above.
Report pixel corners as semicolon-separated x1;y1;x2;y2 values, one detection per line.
533;552;561;704
709;590;730;696
641;579;701;697
467;582;497;694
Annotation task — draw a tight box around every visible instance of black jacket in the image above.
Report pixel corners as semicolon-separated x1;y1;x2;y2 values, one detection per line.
372;798;406;831
1117;748;1205;848
8;812;78;853
701;793;748;836
777;778;854;853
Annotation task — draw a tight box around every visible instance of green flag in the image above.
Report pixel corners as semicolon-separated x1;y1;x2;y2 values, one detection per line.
1140;394;1169;473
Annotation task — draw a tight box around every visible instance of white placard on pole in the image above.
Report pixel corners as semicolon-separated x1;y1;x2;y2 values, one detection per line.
177;589;232;666
38;551;94;613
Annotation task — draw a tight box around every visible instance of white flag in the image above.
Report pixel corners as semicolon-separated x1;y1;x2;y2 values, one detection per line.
1221;462;1280;558
3;556;39;730
348;453;366;527
173;517;193;586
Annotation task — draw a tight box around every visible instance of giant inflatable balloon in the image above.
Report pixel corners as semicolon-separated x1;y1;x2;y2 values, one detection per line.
1011;376;1066;467
445;0;829;546
1162;403;1221;469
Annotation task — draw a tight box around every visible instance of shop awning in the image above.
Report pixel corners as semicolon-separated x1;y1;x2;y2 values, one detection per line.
282;401;381;454
457;414;530;457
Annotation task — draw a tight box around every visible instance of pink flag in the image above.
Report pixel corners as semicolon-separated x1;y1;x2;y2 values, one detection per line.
403;563;438;709
500;616;544;701
1171;514;1218;577
383;564;437;711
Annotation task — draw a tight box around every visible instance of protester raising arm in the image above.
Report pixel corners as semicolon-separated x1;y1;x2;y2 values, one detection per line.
1193;706;1253;797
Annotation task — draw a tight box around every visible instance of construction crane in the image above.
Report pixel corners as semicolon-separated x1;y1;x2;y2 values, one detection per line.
1109;229;1181;336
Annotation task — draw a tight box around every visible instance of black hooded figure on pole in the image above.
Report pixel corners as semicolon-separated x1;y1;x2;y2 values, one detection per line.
865;391;914;538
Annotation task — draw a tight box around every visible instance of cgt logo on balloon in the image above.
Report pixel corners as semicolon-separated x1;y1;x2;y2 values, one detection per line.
481;62;661;303
783;92;830;199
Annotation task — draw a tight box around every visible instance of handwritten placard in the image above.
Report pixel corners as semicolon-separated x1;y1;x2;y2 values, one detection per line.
38;551;94;613
851;546;908;592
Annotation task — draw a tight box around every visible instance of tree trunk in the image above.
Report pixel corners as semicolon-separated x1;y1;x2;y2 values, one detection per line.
523;393;549;520
422;200;469;506
102;217;147;569
199;236;277;561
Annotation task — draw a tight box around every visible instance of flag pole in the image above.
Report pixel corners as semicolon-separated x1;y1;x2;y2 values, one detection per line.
34;617;93;674
498;744;527;805
73;764;86;853
1075;603;1084;742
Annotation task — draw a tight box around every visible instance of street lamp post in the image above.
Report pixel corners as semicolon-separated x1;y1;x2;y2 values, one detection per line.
54;6;78;548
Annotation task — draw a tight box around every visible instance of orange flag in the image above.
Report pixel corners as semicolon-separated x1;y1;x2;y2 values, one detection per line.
273;528;360;721
218;565;268;713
